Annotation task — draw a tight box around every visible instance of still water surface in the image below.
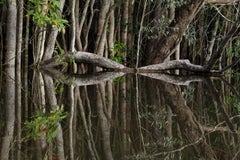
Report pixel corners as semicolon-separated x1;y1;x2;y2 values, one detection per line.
1;69;240;160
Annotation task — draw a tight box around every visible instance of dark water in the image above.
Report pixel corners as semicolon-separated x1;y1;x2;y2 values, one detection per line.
1;68;240;160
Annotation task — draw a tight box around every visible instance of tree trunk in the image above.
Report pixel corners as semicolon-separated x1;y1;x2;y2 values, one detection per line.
1;1;17;159
146;0;204;64
16;0;23;159
43;0;65;60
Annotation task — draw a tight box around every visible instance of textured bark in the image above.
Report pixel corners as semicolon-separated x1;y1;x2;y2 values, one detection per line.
139;59;206;72
40;52;211;73
40;51;126;69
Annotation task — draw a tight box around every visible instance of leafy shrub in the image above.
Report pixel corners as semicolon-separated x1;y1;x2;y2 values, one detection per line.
24;107;67;142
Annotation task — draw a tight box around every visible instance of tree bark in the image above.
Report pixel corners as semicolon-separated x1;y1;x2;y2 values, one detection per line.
16;0;23;159
1;1;17;160
42;74;65;160
146;0;204;64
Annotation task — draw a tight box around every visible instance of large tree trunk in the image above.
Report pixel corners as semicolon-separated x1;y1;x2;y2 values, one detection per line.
1;0;17;159
146;0;204;64
160;82;216;159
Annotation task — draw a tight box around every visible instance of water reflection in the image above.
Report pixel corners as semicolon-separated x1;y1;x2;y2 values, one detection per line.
0;70;240;159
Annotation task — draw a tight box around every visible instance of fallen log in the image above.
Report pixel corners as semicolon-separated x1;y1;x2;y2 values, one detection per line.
138;59;207;72
40;51;211;73
40;51;126;70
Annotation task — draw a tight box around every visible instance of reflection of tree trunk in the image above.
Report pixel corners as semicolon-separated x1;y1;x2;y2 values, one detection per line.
135;74;145;153
205;78;239;143
1;0;17;159
120;81;127;155
160;82;216;159
96;83;113;160
68;85;75;160
32;71;47;159
43;74;65;160
41;68;125;86
1;69;16;160
76;87;98;160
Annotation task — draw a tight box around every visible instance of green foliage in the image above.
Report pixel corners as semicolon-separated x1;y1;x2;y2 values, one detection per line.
110;42;126;64
69;55;75;64
113;76;125;83
162;0;187;8
27;0;68;29
0;0;5;4
24;107;67;142
54;46;64;56
55;79;64;94
226;92;240;112
183;85;195;101
185;24;196;45
227;40;240;57
143;16;171;39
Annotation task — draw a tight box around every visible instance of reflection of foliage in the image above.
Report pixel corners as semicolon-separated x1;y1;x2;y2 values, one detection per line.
162;0;187;8
226;92;240;112
27;0;68;29
111;42;126;64
183;85;195;101
24;107;67;142
114;76;125;83
227;40;240;57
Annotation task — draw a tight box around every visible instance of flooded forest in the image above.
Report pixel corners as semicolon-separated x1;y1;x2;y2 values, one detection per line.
1;0;240;159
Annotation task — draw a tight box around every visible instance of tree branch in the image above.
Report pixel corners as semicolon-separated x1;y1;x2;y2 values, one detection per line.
204;3;240;70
